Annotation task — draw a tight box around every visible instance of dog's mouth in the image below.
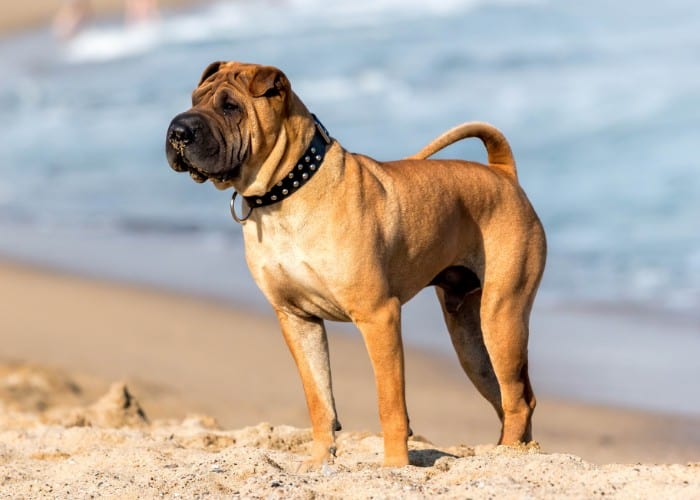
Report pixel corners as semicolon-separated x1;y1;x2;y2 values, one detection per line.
170;151;240;185
208;165;240;184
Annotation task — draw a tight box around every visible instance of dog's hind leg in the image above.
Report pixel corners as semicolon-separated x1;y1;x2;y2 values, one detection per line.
275;311;341;470
473;227;544;445
477;287;536;445
435;260;538;445
436;287;505;430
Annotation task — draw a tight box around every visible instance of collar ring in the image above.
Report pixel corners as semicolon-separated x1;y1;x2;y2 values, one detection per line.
230;191;253;224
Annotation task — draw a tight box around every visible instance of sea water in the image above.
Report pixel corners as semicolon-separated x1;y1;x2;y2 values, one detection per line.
1;0;698;412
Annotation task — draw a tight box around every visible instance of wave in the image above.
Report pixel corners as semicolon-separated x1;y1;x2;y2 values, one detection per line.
63;23;161;63
61;0;547;64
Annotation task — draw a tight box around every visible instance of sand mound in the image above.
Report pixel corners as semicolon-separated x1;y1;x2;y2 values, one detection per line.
0;362;85;413
0;365;698;498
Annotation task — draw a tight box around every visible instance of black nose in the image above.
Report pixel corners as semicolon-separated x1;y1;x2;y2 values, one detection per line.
167;113;203;145
168;122;193;144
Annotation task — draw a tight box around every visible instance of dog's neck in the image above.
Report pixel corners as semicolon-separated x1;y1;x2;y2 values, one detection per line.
241;125;291;197
243;115;331;208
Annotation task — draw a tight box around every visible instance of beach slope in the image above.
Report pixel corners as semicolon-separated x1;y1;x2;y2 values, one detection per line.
0;379;698;498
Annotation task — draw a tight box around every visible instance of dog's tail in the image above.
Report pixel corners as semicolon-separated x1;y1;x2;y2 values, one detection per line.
407;121;517;180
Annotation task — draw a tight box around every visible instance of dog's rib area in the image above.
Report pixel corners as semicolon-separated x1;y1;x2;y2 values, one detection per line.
429;266;481;314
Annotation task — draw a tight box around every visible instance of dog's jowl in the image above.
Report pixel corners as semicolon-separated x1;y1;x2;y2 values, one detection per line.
166;61;546;468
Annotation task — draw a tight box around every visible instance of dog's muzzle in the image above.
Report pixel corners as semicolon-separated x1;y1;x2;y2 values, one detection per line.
165;112;226;183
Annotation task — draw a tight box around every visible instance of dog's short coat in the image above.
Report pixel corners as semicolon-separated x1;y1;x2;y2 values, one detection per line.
166;61;546;467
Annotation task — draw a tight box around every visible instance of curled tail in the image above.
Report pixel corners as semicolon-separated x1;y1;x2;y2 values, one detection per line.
407;121;517;180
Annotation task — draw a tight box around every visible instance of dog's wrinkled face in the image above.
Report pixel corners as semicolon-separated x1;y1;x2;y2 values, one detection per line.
166;61;291;190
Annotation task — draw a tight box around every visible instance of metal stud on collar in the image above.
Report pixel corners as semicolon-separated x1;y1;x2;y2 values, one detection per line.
230;191;253;223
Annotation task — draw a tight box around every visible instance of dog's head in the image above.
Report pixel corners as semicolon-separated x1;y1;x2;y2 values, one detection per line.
166;61;302;194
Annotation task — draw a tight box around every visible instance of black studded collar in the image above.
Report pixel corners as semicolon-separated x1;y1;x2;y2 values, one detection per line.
243;114;331;210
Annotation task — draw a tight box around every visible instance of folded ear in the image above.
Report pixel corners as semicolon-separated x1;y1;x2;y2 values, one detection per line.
198;61;223;86
248;66;290;99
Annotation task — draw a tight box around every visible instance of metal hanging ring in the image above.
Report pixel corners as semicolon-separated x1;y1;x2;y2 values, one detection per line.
230;191;253;223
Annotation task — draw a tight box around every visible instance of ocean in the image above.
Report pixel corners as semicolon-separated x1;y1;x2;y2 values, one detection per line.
1;0;698;413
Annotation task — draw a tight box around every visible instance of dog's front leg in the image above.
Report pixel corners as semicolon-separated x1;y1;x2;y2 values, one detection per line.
276;310;340;470
354;298;410;467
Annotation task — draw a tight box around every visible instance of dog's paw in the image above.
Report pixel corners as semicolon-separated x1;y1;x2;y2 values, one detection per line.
383;452;410;467
297;458;324;473
297;442;336;473
382;439;410;467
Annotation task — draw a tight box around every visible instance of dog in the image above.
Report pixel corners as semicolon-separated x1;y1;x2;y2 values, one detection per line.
165;61;546;467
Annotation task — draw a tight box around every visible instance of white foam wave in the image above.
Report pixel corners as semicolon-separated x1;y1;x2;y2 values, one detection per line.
61;0;546;64
285;0;544;16
63;23;161;63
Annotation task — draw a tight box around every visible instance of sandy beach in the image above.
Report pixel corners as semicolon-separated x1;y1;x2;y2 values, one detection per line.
1;260;700;497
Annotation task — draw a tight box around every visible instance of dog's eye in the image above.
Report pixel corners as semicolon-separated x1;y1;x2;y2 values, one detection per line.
222;101;240;114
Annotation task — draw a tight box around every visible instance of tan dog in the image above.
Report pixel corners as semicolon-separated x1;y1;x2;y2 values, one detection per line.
165;61;546;467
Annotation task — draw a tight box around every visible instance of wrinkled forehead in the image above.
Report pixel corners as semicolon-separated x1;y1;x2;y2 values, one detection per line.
192;62;257;99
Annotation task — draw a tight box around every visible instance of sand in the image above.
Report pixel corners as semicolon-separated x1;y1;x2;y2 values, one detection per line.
1;260;700;497
0;369;698;499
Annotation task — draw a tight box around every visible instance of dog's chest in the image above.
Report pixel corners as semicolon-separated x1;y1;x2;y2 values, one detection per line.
242;220;349;320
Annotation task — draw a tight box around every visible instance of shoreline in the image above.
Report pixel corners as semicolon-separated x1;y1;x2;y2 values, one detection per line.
3;257;700;466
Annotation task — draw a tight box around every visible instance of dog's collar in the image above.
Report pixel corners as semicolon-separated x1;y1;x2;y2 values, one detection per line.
230;114;332;223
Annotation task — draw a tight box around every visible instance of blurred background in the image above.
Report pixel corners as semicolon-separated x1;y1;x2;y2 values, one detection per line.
1;0;698;416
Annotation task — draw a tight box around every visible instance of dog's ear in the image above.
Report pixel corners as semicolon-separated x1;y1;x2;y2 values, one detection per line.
198;61;223;86
248;66;290;99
